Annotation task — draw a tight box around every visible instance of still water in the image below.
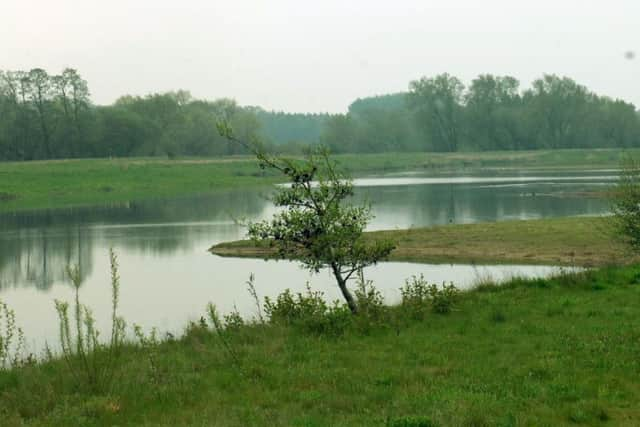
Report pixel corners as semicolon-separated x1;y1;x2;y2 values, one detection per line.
0;170;612;351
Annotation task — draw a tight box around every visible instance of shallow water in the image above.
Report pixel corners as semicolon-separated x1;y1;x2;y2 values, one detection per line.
0;170;612;351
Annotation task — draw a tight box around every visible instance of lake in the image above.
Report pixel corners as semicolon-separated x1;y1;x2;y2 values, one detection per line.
0;170;613;352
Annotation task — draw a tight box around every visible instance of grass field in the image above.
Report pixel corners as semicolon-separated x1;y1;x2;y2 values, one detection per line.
211;216;632;267
0;148;634;212
1;265;639;426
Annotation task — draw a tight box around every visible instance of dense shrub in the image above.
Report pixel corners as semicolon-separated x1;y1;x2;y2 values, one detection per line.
264;285;352;336
400;274;459;318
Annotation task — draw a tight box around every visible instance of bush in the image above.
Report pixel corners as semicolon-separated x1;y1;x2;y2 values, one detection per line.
264;285;328;324
223;308;246;331
430;283;459;314
400;274;459;317
264;285;352;336
354;271;386;320
611;156;640;253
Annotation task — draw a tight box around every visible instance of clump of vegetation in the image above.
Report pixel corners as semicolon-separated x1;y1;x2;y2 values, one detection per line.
611;156;640;254
353;270;386;319
133;325;163;384
54;248;126;391
0;192;17;202
218;122;395;314
222;306;246;331
206;304;244;367
263;285;352;337
0;300;26;370
400;274;459;318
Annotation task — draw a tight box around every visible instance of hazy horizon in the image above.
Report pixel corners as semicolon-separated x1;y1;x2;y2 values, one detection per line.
4;0;638;113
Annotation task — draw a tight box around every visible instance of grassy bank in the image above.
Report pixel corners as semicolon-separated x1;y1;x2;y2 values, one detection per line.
1;265;639;426
211;216;631;267
336;147;637;174
0;148;632;212
0;157;278;213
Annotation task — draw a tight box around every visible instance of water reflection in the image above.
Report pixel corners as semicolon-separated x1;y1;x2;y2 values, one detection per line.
0;174;611;291
0;228;93;291
0;190;267;289
359;179;610;228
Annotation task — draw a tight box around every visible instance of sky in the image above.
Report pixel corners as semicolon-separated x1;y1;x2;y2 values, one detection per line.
2;0;639;113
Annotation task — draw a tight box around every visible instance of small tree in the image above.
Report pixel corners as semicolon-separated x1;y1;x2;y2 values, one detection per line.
611;156;640;252
218;122;395;313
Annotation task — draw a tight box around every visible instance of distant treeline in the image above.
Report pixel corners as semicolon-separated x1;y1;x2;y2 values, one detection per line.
0;69;261;160
1;69;639;160
322;74;640;153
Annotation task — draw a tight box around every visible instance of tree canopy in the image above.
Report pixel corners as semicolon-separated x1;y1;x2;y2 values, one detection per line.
322;73;640;153
1;68;639;161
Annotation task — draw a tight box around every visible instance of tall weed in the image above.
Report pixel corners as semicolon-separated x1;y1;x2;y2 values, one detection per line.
54;248;126;391
206;304;243;367
245;273;264;323
133;325;163;384
0;300;26;370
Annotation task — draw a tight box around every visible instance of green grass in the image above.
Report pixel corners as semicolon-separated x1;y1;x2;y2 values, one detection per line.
212;216;631;267
0;157;279;213
1;265;640;425
0;148;634;212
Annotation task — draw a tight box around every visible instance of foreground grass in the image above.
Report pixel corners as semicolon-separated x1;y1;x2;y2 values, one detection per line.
0;148;632;212
1;265;640;426
212;216;630;267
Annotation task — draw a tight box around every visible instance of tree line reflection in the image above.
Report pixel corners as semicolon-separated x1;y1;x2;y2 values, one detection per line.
0;181;609;292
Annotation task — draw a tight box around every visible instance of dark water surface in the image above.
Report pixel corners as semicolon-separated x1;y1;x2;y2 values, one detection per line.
0;170;612;351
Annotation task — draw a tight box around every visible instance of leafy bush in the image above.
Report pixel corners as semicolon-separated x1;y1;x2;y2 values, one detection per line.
353;271;390;333
264;285;328;325
430;283;459;314
400;274;459;317
354;271;386;320
223;307;245;331
264;285;352;336
611;156;640;252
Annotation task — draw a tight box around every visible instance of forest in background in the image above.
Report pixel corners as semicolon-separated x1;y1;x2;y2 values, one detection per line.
1;68;639;161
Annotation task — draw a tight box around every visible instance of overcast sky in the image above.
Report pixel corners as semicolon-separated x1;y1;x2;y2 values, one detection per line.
3;0;638;113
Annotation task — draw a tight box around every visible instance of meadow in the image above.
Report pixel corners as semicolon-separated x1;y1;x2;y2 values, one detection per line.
1;264;638;426
0;148;634;212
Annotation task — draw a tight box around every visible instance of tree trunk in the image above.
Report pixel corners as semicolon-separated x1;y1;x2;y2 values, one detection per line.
331;263;358;314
